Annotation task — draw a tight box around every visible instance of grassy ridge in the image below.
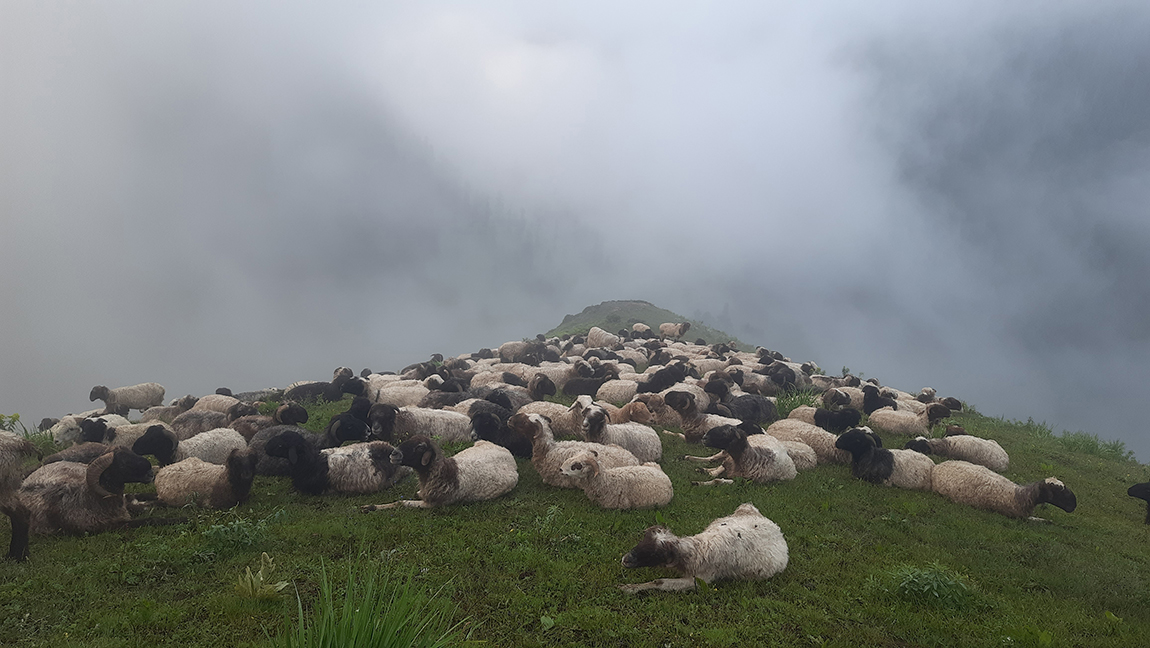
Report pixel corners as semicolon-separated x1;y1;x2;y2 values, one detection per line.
2;396;1149;647
547;300;748;348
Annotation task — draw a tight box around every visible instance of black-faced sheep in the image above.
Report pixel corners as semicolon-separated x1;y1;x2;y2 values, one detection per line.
0;432;38;560
18;448;170;535
248;421;366;477
470;411;532;458
558;450;672;510
868;403;951;437
786;406;862;434
367;404;473;445
659;322;691;339
132;426;248;467
581;405;662;463
833;428;934;491
691;425;797;485
264;431;410;495
140;395;199;424
230;402;309;442
904;434;1009;472
861;384;899;415
931;460;1077;520
619;502;788;593
152;448;259;509
662;391;740;444
1127;482;1150;524
89;382;166;412
360;435;518;510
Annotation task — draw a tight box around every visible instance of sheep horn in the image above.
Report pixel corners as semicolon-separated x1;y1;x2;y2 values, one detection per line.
86;451;117;498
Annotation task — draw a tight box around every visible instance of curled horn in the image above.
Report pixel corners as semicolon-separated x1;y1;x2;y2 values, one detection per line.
86;451;117;498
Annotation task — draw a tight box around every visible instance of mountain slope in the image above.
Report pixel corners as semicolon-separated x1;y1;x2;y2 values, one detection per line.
547;299;747;348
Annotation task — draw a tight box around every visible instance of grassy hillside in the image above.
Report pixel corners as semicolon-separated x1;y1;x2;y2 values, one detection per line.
547;300;748;348
1;396;1148;647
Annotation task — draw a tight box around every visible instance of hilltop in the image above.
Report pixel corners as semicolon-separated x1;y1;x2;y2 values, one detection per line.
547;300;748;348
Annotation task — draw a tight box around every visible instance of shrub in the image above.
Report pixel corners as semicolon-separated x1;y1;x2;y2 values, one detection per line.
270;554;468;648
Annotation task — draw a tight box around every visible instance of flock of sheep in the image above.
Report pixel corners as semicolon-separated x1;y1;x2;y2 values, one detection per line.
0;319;1114;593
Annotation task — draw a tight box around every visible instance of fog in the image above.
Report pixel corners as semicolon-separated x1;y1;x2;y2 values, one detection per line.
2;2;1147;459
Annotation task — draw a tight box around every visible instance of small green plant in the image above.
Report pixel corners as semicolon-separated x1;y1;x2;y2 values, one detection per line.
237;552;290;599
203;508;285;554
1005;625;1054;647
878;562;977;609
0;413;31;434
2;413;60;457
775;389;819;419
270;555;468;648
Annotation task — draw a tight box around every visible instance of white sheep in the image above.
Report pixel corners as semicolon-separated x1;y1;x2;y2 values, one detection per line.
931;460;1077;519
510;413;640;489
361;436;518;510
904;435;1009;472
586;326;622;349
619;502;788;593
140;395;199;424
581;405;662;463
559;451;673;510
89;382;166;412
596;379;639;405
190;394;241;413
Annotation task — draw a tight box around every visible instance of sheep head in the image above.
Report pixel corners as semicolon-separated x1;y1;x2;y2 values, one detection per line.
368;404;400;442
663;391;694;414
1127;482;1150;524
559;450;600;480
131;425;178;466
621;526;679;569
1037;478;1077;513
391;435;439;471
904;437;932;455
87;449;153;498
89;385;110;402
834;428;879;458
275;402;309;426
925;403;952;425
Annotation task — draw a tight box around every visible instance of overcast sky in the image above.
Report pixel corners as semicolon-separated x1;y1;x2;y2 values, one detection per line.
3;2;1148;459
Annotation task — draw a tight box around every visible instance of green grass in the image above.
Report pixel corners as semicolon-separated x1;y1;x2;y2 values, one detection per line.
2;400;1150;647
546;300;748;348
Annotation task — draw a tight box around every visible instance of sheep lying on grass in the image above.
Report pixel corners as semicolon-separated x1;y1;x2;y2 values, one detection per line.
153;448;259;509
361;436;518;510
868;403;951;437
581;405;662;463
559;451;672;510
932;460;1077;520
619;502;788;593
904;434;1009;472
264;430;410;495
19;448;178;535
511;413;640;489
689;425;797;486
834;427;934;491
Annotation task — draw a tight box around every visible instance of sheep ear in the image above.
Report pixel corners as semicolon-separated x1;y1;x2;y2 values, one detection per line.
287;446;298;465
591;449;599;457
86;452;116;498
420;449;434;466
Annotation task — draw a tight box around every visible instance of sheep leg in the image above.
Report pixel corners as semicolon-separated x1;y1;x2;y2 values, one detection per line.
361;500;432;512
619;577;699;594
682;451;725;463
661;430;686;441
3;505;30;561
691;479;734;487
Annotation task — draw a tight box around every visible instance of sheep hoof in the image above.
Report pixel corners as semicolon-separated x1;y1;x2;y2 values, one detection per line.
361;503;397;513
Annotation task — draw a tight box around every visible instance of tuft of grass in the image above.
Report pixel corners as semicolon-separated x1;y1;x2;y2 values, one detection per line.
269;554;468;648
878;562;979;610
202;509;286;554
774;389;819;419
